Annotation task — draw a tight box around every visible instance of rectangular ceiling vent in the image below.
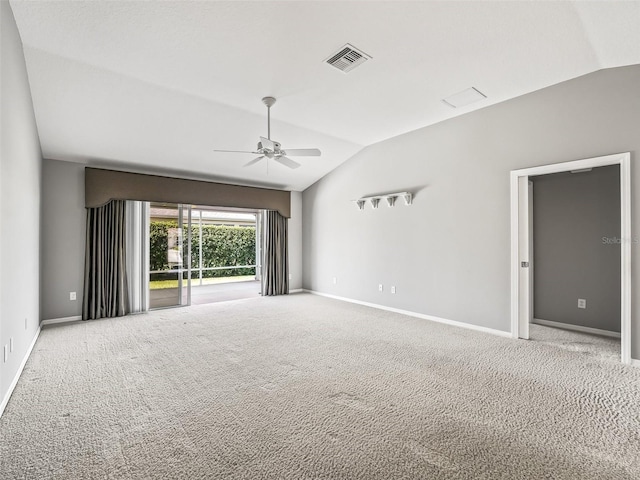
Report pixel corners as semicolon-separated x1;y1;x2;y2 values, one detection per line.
325;44;371;73
442;87;487;108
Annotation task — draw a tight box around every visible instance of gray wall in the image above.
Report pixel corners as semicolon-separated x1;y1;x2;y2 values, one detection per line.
302;65;640;359
532;166;621;332
0;0;42;406
289;191;303;291
40;159;85;320
40;159;304;319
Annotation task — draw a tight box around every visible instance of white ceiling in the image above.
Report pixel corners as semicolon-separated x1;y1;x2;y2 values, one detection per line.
9;0;640;191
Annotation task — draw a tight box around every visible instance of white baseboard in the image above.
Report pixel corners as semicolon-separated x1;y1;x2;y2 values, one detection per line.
630;359;640;368
41;315;82;326
0;326;41;418
304;290;511;338
289;289;304;294
532;318;621;338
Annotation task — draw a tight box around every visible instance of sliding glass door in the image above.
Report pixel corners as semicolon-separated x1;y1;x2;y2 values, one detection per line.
149;203;192;309
148;204;264;309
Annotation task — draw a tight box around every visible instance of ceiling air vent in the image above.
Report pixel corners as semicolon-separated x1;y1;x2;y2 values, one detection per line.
442;87;487;108
325;44;371;73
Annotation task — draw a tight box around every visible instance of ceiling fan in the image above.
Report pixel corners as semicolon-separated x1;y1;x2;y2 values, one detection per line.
213;97;321;169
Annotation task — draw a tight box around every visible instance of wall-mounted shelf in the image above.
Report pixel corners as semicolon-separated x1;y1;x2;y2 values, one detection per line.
353;192;412;210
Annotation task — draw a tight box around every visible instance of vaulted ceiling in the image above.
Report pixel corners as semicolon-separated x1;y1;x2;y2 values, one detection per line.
9;0;640;191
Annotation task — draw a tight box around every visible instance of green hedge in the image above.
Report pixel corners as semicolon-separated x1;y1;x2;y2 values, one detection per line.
150;221;256;279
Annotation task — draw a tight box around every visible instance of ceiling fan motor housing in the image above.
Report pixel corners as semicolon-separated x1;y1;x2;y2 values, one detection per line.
258;140;281;151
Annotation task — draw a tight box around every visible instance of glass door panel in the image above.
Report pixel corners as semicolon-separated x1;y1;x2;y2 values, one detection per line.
149;203;191;309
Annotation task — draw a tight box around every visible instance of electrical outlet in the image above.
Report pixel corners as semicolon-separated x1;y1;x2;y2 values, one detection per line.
70;291;77;301
332;277;337;285
391;286;396;294
10;338;14;353
578;299;586;309
378;284;383;292
288;273;292;280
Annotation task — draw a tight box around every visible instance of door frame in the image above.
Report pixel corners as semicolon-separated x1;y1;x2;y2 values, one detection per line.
510;152;631;364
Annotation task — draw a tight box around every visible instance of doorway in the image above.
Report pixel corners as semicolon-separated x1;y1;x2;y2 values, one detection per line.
148;204;262;309
188;206;261;305
510;152;631;364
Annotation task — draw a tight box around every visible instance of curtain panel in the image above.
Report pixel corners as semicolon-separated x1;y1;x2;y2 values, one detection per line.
262;210;289;296
83;200;129;320
125;201;149;314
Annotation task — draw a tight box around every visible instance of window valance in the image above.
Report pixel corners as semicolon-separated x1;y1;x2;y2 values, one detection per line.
85;168;291;218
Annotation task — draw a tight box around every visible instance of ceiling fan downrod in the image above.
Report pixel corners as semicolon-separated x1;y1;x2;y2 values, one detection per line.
262;96;276;140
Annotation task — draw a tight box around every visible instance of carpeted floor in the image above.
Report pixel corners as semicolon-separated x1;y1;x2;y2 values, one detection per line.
1;293;639;479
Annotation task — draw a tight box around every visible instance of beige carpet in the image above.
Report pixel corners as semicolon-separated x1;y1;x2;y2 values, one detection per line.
1;293;639;479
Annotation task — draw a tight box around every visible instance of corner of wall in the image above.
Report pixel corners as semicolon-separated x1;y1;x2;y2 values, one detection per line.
0;326;41;417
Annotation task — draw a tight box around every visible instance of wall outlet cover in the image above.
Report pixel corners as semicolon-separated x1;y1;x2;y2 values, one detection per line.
70;291;77;301
578;299;587;309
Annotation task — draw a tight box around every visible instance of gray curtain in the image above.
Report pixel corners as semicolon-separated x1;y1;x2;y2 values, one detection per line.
262;210;289;296
83;200;128;320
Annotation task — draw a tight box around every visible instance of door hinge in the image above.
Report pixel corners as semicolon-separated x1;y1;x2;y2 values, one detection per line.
521;261;530;268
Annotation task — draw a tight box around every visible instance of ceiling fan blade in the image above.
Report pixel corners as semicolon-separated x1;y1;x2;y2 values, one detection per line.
274;156;301;169
214;149;260;154
244;156;265;167
282;148;321;157
259;136;275;151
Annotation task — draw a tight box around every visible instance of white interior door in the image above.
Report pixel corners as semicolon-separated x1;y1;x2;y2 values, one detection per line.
518;176;531;339
528;181;534;327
